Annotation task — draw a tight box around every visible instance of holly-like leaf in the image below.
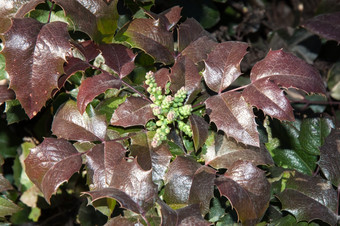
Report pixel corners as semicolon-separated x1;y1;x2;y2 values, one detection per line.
147;6;182;31
203;42;248;93
24;138;82;203
188;166;216;215
0;196;21;217
250;49;326;94
0;0;44;33
85;158;157;214
53;0;119;42
204;133;273;169
0;85;15;105
319;128;340;187
2;18;72;118
215;160;271;225
298;117;333;155
117;18;174;64
154;68;171;90
205;92;259;147
85;141;126;190
242;79;294;121
163;156;201;206
302;11;340;42
99;44;136;78
52;100;108;141
177;18;210;53
169;56;202;103
189;114;209;151
77;73;122;114
158;200;210;226
276;171;338;225
181;36;218;65
110;96;154;127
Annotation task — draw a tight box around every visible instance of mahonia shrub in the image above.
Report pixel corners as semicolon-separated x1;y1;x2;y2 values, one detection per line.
0;0;339;225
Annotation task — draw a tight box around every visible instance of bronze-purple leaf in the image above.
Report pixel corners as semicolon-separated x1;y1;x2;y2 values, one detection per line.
181;36;218;65
110;96;154;127
147;6;182;31
215;160;271;225
177;18;210;53
205;92;259;147
0;85;15;105
189;114;209;151
52;100;108;141
302;11;340;43
163;156;201;205
2;18;72;118
276;171;338;225
109;158;157;213
154;68;171;91
85;141;126;190
318;128;340;187
158;200;210;226
77;73;122;114
169;56;202;103
203;41;248;93
188;166;216;215
99;44;136;78
24;138;82;204
53;0;119;41
204;133;273;169
250;49;326;94
83;188;141;214
121;18;174;64
0;174;13;193
242;79;294;121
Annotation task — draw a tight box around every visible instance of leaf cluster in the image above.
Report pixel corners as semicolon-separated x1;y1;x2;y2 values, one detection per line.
0;0;339;225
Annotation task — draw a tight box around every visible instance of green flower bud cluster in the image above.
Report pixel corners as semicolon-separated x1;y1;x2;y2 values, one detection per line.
145;71;193;147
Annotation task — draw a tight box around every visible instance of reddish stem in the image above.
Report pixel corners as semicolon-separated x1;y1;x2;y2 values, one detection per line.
47;1;55;23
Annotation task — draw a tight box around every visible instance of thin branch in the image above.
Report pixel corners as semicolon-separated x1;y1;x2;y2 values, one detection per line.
47;1;55;23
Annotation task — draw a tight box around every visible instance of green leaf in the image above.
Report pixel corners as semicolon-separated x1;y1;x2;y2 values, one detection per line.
96;95;127;122
298;117;333;155
327;61;340;100
0;196;21;217
5;99;28;124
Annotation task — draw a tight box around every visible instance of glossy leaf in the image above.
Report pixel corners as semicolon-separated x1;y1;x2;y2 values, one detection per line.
177;18;210;53
154;68;171;90
0;0;44;33
0;85;15;105
99;44;136;78
205;92;259;147
319;128;340;187
188;166;216;215
110;96;154;127
169;56;202;103
52;100;108;141
189;114;209;151
163;156;201;206
250;49;326;94
0;196;21;217
276;171;338;225
298;117;333;155
54;0;119;42
181;36;218;65
77;73;122;114
85;141;126;190
203;42;248;93
24;138;82;203
302;11;340;42
242;79;294;121
118;18;174;64
215;160;271;225
158;200;210;226
2;18;72;118
204;133;273;169
147;6;182;31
